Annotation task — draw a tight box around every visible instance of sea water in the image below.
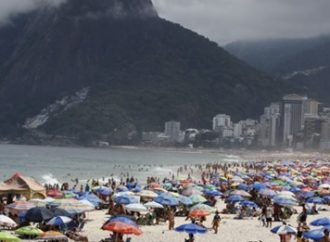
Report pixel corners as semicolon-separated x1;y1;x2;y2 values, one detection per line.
0;144;240;184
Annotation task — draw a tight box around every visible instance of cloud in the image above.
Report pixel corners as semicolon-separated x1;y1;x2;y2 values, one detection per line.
0;0;65;24
152;0;330;44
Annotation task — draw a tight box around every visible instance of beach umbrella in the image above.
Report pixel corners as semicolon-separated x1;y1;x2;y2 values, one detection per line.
15;226;43;236
307;197;324;204
311;217;330;226
324;196;330;202
178;195;193;205
204;190;223;197
115;195;139;205
227;195;245;203
0;232;20;241
47;216;72;226
273;197;298;206
25;207;54;222
6;201;35;212
144;201;164;209
240;201;259;208
189;195;207;204
106;216;138;227
271;224;297;235
319;184;330;189
49;207;72;217
36;231;68;240
62;191;77;199
230;190;252;198
175;223;207;234
136;190;158;198
238;183;249;191
259;189;277;197
278;191;295;198
78;193;101;207
231;176;244;183
114;191;135;198
190;204;216;213
154;193;179;206
94;186;113;196
116;185;129;192
253;182;266;191
102;221;142;235
47;189;63;198
0;215;17;228
189;209;210;217
125;203;148;213
303;227;330;241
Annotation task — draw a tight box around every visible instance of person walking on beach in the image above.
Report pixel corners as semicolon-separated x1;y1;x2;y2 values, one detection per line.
298;204;307;227
266;205;273;228
168;208;175;230
212;211;221;234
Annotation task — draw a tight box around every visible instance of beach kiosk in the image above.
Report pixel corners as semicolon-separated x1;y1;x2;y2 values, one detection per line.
0;173;46;200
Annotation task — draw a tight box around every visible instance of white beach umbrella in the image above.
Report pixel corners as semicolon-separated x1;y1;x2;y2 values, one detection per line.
0;215;17;227
125;203;148;213
144;201;164;209
136;190;158;198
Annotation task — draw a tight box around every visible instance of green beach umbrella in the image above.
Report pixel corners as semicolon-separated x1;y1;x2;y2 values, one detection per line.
0;232;20;242
189;195;207;204
16;226;43;236
190;204;216;213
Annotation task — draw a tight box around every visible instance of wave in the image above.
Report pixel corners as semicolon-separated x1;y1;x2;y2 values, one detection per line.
41;173;61;185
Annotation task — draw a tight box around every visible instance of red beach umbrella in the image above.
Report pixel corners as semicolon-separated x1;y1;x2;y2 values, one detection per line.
189;209;210;218
102;221;142;235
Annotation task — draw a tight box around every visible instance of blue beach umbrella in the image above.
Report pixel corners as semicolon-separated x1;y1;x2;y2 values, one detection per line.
311;218;330;226
307;197;324;204
78;193;101;207
273;197;298;206
107;216;138;227
204;190;223;197
271;224;297;235
47;216;72;226
154;193;179;206
115;195;138;205
95;186;113;196
175;223;207;234
259;189;277;197
303;226;330;241
227;195;245;203
240;201;259;208
253;182;266;191
238;183;249;191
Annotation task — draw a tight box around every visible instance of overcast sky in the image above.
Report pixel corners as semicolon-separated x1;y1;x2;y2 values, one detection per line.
0;0;329;45
152;0;330;45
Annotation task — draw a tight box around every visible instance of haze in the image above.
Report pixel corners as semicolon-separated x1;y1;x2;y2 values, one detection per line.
0;0;329;44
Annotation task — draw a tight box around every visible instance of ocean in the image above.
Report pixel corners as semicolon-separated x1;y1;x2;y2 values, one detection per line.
0;144;240;185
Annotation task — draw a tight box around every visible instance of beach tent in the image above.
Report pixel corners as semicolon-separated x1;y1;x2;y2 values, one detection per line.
0;173;46;200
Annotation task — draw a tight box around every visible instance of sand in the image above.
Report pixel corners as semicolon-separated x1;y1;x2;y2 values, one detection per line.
76;201;330;242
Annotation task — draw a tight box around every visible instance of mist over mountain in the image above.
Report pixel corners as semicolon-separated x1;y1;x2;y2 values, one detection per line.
0;0;286;144
225;35;330;106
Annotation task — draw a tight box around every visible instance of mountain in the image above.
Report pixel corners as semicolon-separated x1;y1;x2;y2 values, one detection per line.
225;36;330;74
225;35;330;106
0;0;286;144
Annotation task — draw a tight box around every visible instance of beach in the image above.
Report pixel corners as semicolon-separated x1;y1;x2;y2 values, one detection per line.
1;145;330;242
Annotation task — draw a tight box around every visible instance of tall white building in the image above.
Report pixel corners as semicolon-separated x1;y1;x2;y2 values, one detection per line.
280;94;307;146
164;121;181;143
320;116;330;150
212;114;231;131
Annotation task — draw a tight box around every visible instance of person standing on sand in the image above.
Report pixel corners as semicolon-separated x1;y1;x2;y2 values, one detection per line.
212;211;221;234
266;205;273;228
168;208;175;230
